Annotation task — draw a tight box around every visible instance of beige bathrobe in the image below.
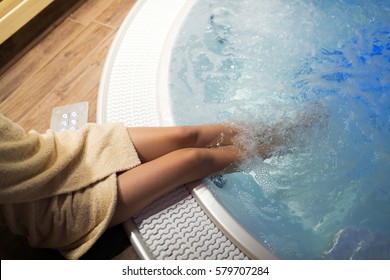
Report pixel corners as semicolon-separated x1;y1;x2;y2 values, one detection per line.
0;114;141;259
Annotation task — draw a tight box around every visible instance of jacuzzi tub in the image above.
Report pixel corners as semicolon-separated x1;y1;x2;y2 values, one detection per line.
98;0;390;259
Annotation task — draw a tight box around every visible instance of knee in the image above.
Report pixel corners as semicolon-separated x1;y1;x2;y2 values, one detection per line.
175;126;200;147
183;148;215;169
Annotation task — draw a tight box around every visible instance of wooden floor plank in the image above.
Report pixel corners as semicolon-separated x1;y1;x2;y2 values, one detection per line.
0;19;86;103
95;0;137;28
86;84;98;123
0;21;113;122
69;0;112;26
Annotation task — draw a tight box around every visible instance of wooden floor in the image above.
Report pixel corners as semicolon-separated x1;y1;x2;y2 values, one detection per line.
0;0;139;260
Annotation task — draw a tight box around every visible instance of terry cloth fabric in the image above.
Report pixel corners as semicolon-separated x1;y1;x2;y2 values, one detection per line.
0;114;141;259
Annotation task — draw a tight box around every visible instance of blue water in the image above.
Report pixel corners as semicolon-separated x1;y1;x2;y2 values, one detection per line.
168;0;390;259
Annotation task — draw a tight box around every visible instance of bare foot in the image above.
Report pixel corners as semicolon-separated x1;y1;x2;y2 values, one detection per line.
257;103;328;158
226;103;328;160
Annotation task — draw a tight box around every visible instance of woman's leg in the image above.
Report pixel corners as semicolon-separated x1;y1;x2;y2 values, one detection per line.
127;124;237;162
110;121;293;226
110;145;240;226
